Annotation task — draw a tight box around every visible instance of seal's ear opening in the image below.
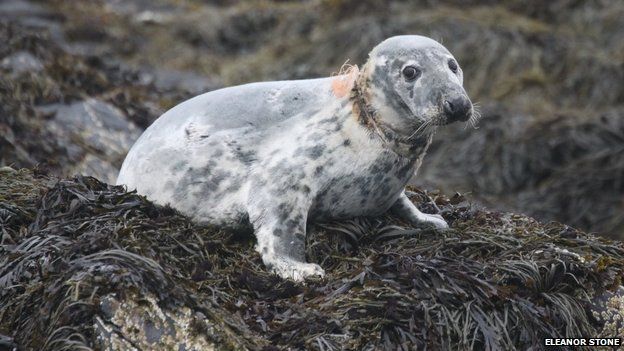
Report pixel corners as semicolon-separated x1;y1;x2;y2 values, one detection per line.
331;63;359;98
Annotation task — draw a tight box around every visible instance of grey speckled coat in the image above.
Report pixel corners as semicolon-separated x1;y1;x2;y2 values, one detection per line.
117;35;473;280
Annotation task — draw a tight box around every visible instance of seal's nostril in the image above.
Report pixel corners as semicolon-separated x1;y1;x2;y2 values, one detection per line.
443;100;454;115
444;97;471;122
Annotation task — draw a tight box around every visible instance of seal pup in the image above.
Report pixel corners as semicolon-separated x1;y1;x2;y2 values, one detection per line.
117;35;474;281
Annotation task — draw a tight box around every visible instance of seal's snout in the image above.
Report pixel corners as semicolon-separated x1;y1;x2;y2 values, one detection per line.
443;96;472;122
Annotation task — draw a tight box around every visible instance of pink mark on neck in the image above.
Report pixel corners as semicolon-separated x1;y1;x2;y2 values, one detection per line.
331;64;359;98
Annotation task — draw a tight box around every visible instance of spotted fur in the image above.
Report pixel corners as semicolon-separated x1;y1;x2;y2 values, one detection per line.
117;35;473;281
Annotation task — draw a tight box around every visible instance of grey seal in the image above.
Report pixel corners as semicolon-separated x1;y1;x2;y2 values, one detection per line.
117;35;474;281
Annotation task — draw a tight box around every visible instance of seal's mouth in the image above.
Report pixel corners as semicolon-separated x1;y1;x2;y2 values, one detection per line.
405;102;478;141
404;100;473;136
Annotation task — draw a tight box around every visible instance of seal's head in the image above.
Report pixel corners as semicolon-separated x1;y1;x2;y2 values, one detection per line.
358;35;473;138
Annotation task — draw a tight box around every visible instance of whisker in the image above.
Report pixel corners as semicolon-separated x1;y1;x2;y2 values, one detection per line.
463;106;481;130
419;119;433;136
426;122;437;135
407;119;430;140
474;108;482;121
470;109;481;129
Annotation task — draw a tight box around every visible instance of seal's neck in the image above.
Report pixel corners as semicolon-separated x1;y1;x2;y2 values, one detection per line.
350;64;431;159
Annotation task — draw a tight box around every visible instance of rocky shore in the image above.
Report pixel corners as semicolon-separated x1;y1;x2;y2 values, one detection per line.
1;167;624;350
1;1;623;349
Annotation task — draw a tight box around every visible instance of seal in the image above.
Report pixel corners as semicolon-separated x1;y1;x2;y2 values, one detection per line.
117;35;474;281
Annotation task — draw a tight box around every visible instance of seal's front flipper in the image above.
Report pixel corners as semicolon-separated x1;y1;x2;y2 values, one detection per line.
389;192;449;229
249;204;324;281
264;256;324;282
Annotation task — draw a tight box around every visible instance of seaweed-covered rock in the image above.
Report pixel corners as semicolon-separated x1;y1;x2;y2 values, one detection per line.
421;103;624;238
0;19;212;184
1;168;624;350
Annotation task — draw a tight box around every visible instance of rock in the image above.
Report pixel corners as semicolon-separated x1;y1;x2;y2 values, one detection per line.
593;287;624;339
140;68;220;96
0;0;65;45
95;293;217;351
1;51;43;74
0;20;193;185
38;99;142;183
0;0;48;20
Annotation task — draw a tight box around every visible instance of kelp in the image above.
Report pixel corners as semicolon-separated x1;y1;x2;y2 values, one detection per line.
1;169;623;350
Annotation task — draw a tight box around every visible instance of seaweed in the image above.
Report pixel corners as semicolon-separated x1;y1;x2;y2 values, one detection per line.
1;169;623;350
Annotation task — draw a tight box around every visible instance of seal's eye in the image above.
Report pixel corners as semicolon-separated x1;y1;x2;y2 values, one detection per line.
402;66;421;81
448;59;458;73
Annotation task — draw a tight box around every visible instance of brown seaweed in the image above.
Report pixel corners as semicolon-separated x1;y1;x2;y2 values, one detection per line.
1;169;623;350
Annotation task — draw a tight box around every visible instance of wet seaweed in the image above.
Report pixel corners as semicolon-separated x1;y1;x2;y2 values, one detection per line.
1;169;623;350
